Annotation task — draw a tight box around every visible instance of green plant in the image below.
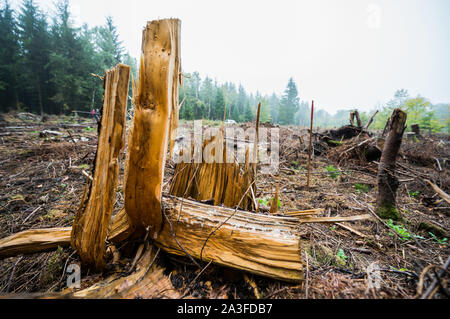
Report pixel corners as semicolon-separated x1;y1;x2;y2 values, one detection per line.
354;183;370;194
391;266;411;272
386;219;424;241
258;198;268;207
258;197;281;208
85;126;94;132
408;191;420;198
290;161;299;169
429;232;448;245
336;249;347;262
326;165;340;179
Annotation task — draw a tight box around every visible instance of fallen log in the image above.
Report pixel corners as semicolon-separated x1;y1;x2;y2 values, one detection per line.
1;204;374;283
112;196;304;282
71;64;130;270
1;195;306;282
125;19;181;236
0;227;71;259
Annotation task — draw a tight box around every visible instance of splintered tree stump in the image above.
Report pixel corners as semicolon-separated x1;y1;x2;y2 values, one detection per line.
71;64;130;270
169;137;256;211
376;108;407;220
125;19;181;236
350;110;362;127
411;123;421;137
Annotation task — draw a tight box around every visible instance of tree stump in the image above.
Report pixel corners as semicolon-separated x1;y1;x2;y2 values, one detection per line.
376;108;407;220
125;19;181;237
71;64;130;270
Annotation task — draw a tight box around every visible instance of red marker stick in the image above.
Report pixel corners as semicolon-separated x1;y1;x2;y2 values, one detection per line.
307;100;314;191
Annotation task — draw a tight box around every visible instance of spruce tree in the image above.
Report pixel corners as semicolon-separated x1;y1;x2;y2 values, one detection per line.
18;0;52;115
0;0;20;112
279;78;300;125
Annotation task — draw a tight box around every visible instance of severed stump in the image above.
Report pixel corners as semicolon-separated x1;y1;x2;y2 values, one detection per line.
169;136;256;211
125;19;181;237
71;64;130;270
376;108;407;220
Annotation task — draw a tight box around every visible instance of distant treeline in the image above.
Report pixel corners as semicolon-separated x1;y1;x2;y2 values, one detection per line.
1;1;448;132
0;0;136;116
180;72;449;132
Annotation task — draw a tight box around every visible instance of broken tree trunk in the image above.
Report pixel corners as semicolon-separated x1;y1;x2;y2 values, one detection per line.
110;196;304;282
1;195;304;283
362;110;379;131
169;133;256;211
350;110;362;127
70;245;181;299
376;108;407;220
71;64;130;270
411;123;421;138
125;19;181;237
0;227;71;259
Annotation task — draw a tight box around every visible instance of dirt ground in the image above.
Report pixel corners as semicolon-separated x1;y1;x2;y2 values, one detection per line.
0;112;448;299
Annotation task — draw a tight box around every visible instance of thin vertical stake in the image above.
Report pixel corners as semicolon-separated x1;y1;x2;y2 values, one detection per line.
306;100;314;191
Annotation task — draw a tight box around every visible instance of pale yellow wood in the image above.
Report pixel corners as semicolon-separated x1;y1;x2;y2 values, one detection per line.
110;196;304;282
425;179;450;205
298;214;372;224
71;245;181;299
71;64;130;270
125;19;181;237
0;196;304;282
0;228;71;259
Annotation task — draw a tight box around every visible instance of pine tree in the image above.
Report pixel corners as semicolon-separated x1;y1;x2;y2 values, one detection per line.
0;0;20;112
48;0;91;113
269;93;280;124
279;78;300;125
95;16;124;70
243;102;254;122
17;0;52;115
213;88;225;120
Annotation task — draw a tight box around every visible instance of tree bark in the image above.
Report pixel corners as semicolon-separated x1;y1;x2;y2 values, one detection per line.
125;19;181;237
1;196;304;282
350;110;362;127
111;196;304;282
0;228;71;259
376;108;407;220
71;64;130;270
411;123;421;137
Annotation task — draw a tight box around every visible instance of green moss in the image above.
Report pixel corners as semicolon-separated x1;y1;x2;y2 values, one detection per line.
309;244;348;267
376;205;402;221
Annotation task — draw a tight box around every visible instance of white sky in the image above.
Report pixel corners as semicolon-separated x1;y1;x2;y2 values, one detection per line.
10;0;450;114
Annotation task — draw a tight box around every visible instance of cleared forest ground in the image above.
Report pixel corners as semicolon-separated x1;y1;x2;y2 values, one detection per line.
0;112;448;299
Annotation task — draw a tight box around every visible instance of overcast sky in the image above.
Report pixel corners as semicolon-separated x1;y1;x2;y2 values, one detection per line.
10;0;450;114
